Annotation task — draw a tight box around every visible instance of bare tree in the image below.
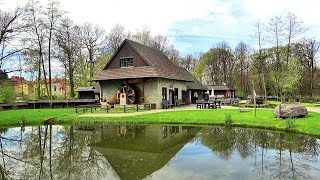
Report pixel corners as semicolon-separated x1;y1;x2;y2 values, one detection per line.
166;45;180;65
284;12;307;63
107;24;125;52
24;0;50;99
235;41;250;93
0;8;24;72
251;20;267;99
79;23;106;83
131;26;152;46
295;39;320;96
267;16;285;100
56;19;80;98
216;41;235;85
151;34;169;53
180;53;199;72
45;0;63;102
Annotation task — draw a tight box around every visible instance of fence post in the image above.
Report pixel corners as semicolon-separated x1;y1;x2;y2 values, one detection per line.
137;104;139;112
124;105;126;113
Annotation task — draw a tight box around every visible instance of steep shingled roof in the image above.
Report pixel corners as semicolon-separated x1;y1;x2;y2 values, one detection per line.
92;39;195;82
75;83;100;93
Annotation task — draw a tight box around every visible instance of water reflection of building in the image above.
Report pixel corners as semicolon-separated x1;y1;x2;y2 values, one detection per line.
79;125;199;180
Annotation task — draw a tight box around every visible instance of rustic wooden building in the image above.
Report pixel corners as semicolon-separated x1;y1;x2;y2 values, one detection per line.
92;39;207;108
207;84;237;98
76;85;100;99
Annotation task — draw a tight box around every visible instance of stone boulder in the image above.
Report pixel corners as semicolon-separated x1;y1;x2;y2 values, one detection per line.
274;103;308;119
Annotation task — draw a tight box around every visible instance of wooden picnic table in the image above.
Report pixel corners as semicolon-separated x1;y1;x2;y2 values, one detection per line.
196;100;221;109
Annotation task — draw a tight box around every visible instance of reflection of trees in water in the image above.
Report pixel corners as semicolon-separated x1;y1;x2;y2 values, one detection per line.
200;128;236;160
0;125;110;180
200;127;320;179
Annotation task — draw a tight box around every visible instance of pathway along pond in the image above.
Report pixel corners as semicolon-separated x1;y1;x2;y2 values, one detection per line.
0;124;319;180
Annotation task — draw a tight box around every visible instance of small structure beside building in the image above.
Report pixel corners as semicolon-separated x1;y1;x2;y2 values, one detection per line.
76;84;100;99
207;84;237;98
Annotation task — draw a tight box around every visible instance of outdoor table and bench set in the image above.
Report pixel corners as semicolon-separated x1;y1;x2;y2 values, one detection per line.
196;99;221;109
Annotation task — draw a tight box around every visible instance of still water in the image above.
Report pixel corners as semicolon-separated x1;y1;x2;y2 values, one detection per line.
0;124;319;180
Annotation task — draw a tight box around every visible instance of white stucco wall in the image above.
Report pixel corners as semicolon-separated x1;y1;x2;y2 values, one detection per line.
100;78;187;109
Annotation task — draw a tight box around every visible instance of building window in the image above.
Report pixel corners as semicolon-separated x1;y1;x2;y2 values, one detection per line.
54;85;57;92
120;57;133;67
162;87;167;100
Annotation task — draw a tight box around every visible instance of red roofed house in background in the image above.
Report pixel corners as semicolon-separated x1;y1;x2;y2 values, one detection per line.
9;76;33;98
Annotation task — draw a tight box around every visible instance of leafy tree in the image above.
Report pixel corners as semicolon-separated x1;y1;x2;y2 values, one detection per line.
94;51;112;73
0;80;15;103
281;57;302;95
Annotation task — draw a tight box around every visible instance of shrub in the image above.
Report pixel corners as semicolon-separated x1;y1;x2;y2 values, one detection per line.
285;118;296;130
224;113;233;127
0;80;15;103
232;102;277;109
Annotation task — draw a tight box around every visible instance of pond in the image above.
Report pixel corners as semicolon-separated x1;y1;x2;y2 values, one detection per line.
0;123;319;180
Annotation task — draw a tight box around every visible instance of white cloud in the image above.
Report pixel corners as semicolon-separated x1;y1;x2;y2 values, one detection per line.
2;0;320;54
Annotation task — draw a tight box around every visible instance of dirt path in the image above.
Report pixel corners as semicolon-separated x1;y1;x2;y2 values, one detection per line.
79;105;200;118
79;105;320;118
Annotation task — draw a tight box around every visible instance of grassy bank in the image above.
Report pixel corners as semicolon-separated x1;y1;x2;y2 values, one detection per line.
61;109;320;137
1;108;320;137
0;109;75;126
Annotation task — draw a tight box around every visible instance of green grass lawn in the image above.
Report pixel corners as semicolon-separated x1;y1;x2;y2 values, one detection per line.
268;100;317;107
1;108;320;137
0;109;75;127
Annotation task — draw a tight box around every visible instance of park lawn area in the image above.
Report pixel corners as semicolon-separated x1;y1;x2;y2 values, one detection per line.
62;108;320;137
268;100;316;107
0;109;76;127
1;108;320;137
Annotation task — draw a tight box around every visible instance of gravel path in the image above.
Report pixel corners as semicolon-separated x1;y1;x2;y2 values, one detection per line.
79;105;320;118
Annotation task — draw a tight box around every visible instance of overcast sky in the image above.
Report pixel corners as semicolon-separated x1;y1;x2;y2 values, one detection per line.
2;0;320;55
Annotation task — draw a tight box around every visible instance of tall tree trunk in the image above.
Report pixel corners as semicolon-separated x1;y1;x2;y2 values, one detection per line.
69;68;75;98
41;54;49;97
262;71;267;102
310;63;314;97
37;60;41;99
64;64;67;99
48;26;53;103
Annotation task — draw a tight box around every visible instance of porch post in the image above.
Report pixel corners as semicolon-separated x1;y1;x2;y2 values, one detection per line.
189;90;191;103
142;78;145;103
126;79;129;104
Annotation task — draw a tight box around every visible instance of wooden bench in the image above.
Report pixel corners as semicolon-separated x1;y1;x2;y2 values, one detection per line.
175;99;186;106
143;103;156;110
162;100;172;109
315;102;320;107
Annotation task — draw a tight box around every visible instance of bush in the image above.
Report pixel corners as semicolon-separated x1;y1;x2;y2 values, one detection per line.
232;102;277;109
0;80;15;103
285;118;296;130
301;96;317;103
224;113;233;127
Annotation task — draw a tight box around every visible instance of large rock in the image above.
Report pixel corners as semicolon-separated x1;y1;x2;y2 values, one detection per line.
274;103;308;118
